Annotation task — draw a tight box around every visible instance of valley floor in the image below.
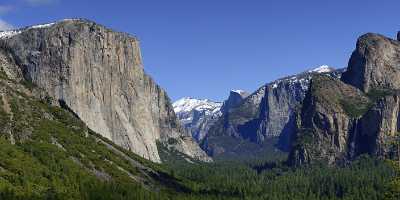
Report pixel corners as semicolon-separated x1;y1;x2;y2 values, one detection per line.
161;155;399;200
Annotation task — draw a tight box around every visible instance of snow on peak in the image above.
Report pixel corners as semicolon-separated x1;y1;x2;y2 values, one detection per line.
231;89;248;97
173;97;222;115
0;30;22;39
232;89;245;94
0;19;83;39
309;65;333;73
29;22;56;29
0;22;55;39
0;23;55;39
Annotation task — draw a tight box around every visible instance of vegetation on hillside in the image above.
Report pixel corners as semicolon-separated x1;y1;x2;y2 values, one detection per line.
0;75;186;199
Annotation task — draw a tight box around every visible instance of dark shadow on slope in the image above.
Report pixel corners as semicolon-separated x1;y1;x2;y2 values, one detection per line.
276;114;297;152
237;118;263;143
58;99;81;120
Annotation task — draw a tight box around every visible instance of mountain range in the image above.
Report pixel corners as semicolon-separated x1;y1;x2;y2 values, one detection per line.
174;65;345;160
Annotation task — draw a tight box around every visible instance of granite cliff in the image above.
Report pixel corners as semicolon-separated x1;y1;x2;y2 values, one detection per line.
0;19;210;163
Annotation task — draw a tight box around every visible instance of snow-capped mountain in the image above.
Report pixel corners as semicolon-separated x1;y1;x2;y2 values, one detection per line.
173;98;222;117
173;89;250;142
270;65;343;91
173;98;223;141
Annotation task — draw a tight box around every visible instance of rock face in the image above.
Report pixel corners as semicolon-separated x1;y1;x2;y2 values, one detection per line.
397;31;400;41
290;33;400;165
173;97;222;141
0;19;210;163
342;33;400;92
289;75;370;165
220;90;249;114
203;66;343;158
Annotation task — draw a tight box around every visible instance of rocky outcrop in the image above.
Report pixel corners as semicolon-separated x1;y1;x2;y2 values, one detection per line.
203;66;343;158
342;33;400;92
354;94;400;158
289;75;370;165
290;33;400;165
0;19;210;163
220;90;249;114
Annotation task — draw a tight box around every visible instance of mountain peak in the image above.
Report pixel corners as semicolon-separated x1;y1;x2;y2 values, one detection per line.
231;89;245;93
342;33;400;92
230;89;249;98
173;97;223;141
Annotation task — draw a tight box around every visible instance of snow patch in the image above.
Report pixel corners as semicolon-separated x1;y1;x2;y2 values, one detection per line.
0;30;21;39
232;89;245;94
231;89;249;97
29;23;56;29
0;19;83;39
309;65;333;73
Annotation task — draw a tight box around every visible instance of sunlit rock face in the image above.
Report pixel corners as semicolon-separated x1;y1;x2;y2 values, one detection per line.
0;19;211;163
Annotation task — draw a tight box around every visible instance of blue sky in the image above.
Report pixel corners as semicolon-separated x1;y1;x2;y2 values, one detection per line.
0;0;399;101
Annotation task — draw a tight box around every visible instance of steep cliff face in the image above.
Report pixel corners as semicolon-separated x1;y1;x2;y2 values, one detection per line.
289;75;370;165
290;33;400;165
0;19;210;163
203;66;343;158
355;94;400;158
342;33;400;92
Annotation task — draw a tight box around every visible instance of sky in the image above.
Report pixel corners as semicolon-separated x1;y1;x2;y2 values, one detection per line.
0;0;399;101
